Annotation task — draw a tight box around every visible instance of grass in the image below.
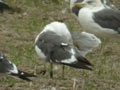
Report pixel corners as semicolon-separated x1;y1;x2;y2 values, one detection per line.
0;0;120;90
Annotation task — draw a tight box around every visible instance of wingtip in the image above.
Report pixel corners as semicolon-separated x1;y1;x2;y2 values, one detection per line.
77;56;94;67
10;70;37;81
18;75;33;82
18;70;37;77
83;65;93;71
62;62;93;71
88;62;94;67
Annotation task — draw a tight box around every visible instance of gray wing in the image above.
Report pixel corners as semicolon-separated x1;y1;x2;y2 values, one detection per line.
35;31;72;62
93;9;120;33
0;53;14;74
35;31;93;70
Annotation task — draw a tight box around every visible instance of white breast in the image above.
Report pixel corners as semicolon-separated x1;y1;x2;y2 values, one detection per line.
78;8;101;33
78;7;117;35
35;45;46;60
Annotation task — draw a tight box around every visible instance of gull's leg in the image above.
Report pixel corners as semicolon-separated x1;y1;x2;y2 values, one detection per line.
62;65;65;79
49;63;53;78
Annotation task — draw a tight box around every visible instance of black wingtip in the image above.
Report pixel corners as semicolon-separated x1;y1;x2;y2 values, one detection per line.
18;75;32;82
77;56;94;67
63;62;93;71
79;64;93;71
78;59;94;71
11;70;37;81
18;70;37;77
61;56;93;71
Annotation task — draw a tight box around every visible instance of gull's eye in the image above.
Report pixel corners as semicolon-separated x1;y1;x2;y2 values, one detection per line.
87;1;93;4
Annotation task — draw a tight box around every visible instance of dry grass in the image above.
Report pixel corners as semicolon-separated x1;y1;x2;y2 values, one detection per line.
0;0;120;90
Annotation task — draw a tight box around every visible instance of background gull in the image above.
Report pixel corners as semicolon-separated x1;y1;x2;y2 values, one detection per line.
72;0;120;37
70;0;119;18
72;31;101;56
0;52;36;81
34;21;93;78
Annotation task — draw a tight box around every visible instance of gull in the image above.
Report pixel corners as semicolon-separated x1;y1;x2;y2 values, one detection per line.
72;31;101;56
70;0;118;19
71;0;120;37
0;52;36;81
34;21;93;78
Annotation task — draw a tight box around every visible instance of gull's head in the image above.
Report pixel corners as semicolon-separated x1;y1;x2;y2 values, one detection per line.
70;0;84;16
79;32;101;48
73;32;101;56
70;0;84;9
74;0;103;8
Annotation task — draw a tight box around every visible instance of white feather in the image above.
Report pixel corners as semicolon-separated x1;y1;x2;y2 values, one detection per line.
61;48;77;64
10;63;18;74
35;45;46;60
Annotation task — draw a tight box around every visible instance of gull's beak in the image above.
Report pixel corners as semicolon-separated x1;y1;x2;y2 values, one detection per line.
74;3;84;8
